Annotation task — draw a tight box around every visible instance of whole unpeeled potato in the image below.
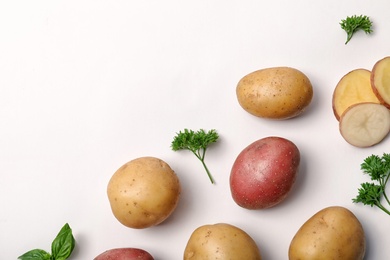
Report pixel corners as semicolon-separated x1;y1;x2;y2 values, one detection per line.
230;136;300;209
184;223;262;260
107;157;181;229
289;206;365;260
94;248;154;260
236;67;313;119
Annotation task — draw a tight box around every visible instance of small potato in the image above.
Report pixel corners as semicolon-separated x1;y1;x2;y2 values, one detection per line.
289;206;366;260
230;136;300;209
236;67;313;119
184;223;262;260
94;248;154;260
107;157;181;229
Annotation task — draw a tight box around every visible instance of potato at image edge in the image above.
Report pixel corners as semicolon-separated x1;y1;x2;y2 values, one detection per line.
107;156;181;229
288;206;365;260
94;248;154;260
184;223;262;260
371;56;390;109
236;67;313;119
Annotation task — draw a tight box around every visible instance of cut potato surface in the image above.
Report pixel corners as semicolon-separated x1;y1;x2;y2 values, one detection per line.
332;69;380;120
371;56;390;108
339;103;390;147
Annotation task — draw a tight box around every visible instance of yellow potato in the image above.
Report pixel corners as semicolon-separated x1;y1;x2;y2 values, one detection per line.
236;67;313;119
107;156;181;229
332;69;380;121
371;56;390;109
289;206;365;260
184;223;262;260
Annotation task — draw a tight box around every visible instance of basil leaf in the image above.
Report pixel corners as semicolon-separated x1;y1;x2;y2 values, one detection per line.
50;223;75;260
18;249;51;260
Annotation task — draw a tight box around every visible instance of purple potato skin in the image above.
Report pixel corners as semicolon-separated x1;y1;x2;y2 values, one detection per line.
94;248;154;260
230;136;300;209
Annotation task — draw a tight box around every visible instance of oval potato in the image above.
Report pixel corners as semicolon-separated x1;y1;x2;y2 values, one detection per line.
230;136;300;209
184;223;262;260
289;206;366;260
236;67;313;119
107;157;181;229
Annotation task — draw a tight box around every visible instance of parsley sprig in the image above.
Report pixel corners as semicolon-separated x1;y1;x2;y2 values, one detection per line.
340;15;373;44
171;129;219;184
353;153;390;215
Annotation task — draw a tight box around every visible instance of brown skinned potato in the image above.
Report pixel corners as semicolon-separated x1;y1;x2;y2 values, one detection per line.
107;157;181;229
236;67;313;119
289;206;365;260
184;223;262;260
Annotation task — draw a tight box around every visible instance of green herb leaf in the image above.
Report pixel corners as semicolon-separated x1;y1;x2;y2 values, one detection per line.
171;128;219;184
18;249;51;260
18;223;76;260
353;182;383;207
51;223;76;260
340;15;373;44
353;153;390;216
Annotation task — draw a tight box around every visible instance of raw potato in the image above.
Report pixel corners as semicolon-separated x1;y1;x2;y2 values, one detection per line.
339;102;390;147
230;136;300;209
332;69;380;120
289;206;365;260
371;56;390;108
107;157;181;229
94;248;154;260
236;67;313;119
184;223;262;260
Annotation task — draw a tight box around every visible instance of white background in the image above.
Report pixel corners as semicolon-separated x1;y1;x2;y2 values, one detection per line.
1;1;390;259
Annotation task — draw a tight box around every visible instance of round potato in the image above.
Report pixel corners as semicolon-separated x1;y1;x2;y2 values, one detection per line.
332;68;380;121
184;223;262;260
289;206;366;260
236;67;313;119
230;136;300;209
107;156;181;229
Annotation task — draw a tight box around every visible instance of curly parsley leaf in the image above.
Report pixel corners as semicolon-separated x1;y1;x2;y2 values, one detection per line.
353;153;390;216
340;15;373;44
171;129;219;184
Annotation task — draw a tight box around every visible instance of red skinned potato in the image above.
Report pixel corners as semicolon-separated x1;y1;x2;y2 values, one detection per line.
94;248;154;260
230;136;300;209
